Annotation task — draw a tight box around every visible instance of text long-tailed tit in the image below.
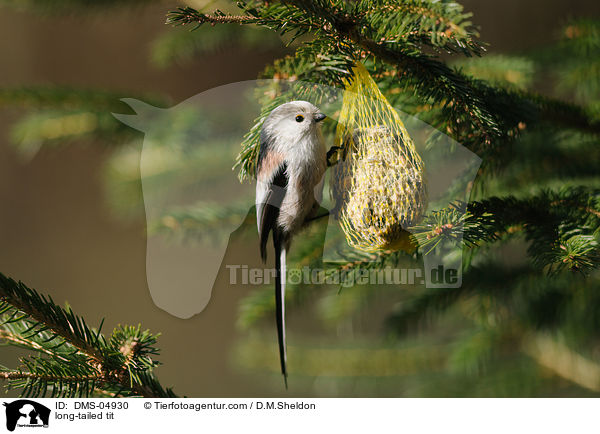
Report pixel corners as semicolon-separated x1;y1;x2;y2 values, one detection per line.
255;101;328;386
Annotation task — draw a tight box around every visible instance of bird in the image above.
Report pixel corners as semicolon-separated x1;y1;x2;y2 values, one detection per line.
255;101;328;387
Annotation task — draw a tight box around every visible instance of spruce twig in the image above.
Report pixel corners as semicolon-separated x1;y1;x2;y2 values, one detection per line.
0;273;177;398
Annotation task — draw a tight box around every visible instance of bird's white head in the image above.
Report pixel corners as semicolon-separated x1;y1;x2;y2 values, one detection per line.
263;100;326;142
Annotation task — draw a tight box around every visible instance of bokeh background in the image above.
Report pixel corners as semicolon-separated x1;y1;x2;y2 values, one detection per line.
1;0;599;397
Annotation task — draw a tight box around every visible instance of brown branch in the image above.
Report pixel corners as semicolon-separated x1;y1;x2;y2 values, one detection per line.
0;368;158;398
166;8;255;26
550;199;600;218
0;370;149;398
586;207;600;218
0;294;104;363
338;251;393;272
190;14;253;25
0;330;70;362
0;371;98;383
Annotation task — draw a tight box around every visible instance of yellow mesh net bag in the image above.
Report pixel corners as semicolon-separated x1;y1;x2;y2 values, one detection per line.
331;63;427;252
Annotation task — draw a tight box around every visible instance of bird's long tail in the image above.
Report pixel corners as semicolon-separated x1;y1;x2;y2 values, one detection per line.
273;233;288;388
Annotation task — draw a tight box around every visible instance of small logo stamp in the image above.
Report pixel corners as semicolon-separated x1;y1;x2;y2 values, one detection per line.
3;400;50;432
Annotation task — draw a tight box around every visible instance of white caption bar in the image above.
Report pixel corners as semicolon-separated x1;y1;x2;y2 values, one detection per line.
0;398;595;433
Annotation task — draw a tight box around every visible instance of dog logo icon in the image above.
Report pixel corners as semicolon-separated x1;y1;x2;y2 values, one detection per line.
3;400;50;431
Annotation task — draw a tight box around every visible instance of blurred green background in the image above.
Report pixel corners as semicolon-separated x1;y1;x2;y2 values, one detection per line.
1;0;599;397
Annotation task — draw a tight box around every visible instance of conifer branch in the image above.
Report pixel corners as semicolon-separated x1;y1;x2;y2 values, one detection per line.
0;273;177;398
167;8;254;26
0;330;70;361
0;371;99;382
0;275;105;362
167;1;599;179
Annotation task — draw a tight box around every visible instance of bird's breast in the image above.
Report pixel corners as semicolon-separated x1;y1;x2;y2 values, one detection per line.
277;159;325;234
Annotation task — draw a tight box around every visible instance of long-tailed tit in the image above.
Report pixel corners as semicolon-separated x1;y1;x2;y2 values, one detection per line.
255;101;327;386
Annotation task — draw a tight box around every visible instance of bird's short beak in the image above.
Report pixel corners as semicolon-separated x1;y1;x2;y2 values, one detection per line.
313;113;326;122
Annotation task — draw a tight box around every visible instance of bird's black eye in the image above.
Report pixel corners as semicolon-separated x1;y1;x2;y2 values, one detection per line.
295;115;304;122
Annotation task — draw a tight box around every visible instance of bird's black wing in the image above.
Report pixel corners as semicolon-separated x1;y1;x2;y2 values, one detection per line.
257;162;288;262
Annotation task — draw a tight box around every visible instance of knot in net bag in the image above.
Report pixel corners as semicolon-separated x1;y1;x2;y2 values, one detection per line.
331;63;427;252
